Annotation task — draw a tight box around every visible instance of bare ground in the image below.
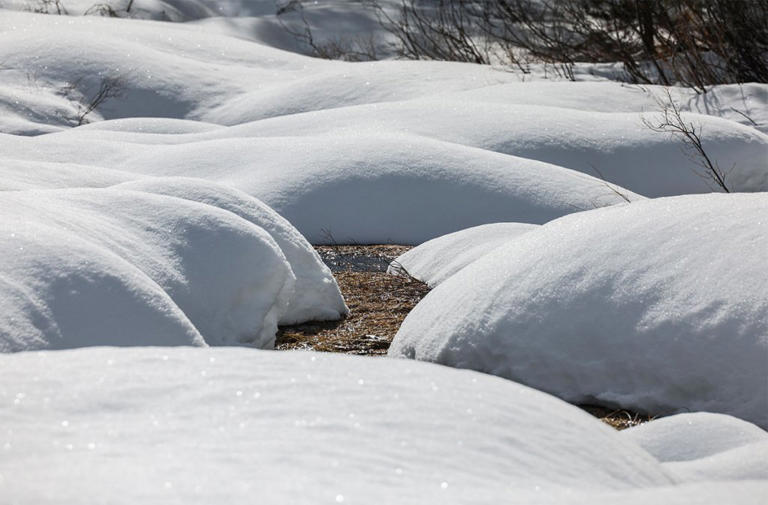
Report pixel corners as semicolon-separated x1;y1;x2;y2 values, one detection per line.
276;244;429;354
275;245;651;430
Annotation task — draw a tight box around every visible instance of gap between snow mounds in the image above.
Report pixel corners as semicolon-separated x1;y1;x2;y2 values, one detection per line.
277;245;430;355
277;242;653;430
390;193;768;429
0;184;347;351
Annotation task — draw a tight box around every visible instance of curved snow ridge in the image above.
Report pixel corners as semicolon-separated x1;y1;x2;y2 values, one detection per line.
0;131;643;244
220;99;768;196
74;117;227;135
390;193;768;427
443;82;768;133
389;222;540;287
107;133;643;244
201;60;528;125
623;413;768;482
0;187;304;351
113;177;348;324
0;158;136;191
0;10;322;131
0;347;682;504
0;221;206;352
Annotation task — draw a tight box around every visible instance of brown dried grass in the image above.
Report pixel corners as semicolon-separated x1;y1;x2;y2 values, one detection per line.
276;270;430;355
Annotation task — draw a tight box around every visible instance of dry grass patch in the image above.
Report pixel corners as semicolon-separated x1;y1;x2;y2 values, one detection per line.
276;269;430;355
580;405;656;430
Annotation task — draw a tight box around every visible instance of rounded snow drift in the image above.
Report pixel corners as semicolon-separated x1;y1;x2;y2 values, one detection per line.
390;193;768;428
114;177;348;324
0;188;296;350
388;222;539;286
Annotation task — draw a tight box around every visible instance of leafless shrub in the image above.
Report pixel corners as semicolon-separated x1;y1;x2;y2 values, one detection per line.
372;0;491;64
643;88;731;192
365;1;768;89
83;3;119;17
29;0;136;17
588;164;634;205
59;76;124;126
27;0;67;14
277;1;381;61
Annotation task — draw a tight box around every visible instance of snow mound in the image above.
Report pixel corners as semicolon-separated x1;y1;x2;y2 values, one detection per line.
624;413;768;463
108;134;644;244
0;11;765;246
0;10;320;133
390;193;768;427
0;347;677;504
389;222;539;286
447;81;768;134
228;99;768;196
114;177;347;324
0;188;295;351
623;414;768;482
0;221;205;352
0;129;644;243
0;159;135;191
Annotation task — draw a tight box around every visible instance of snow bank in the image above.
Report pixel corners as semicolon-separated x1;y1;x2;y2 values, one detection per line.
0;347;673;504
389;222;539;286
227;99;768;196
116;134;646;243
0;188;296;351
4;347;766;504
390;193;768;427
0;159;135;191
623;413;768;482
1;11;765;245
0;132;642;244
1;11;764;183
114;177;347;324
0;221;205;352
0;10;322;133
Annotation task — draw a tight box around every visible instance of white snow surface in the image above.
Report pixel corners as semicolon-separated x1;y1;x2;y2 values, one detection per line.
390;193;768;428
623;413;768;482
0;130;645;244
0;188;298;351
0;5;766;502
2;346;766;505
0;12;765;244
389;222;540;286
113;177;348;324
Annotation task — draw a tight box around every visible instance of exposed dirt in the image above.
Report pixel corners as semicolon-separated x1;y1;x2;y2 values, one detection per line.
276;244;652;430
313;244;413;273
276;270;430;355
